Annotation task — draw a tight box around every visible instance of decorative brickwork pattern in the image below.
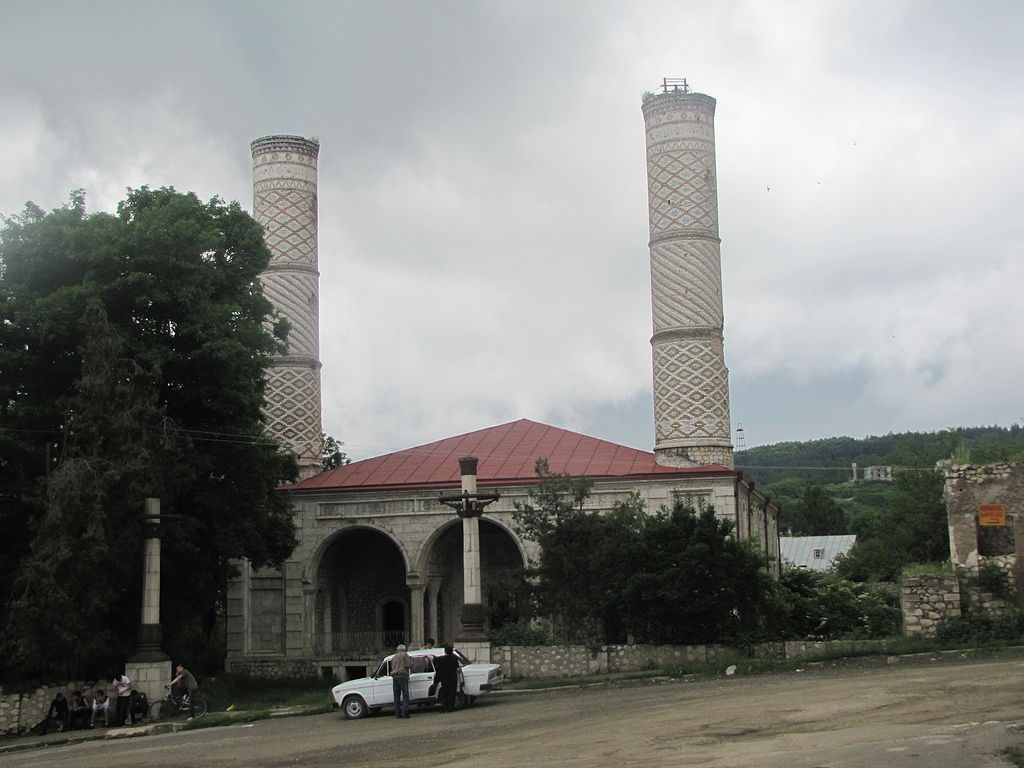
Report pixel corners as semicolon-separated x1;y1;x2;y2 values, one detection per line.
651;340;730;443
251;135;323;477
642;90;732;468
263;366;322;470
650;240;724;330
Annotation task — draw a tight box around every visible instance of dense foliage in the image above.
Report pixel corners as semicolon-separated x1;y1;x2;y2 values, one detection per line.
937;608;1024;645
514;462;778;646
0;189;298;680
776;568;899;639
737;426;1024;487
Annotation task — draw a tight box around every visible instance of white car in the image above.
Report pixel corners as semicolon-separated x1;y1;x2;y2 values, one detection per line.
331;648;503;719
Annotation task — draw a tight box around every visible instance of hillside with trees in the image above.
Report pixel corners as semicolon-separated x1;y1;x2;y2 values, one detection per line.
736;425;1024;581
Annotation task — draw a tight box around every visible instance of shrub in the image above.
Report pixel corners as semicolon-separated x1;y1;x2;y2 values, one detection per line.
937;608;1024;645
488;623;557;646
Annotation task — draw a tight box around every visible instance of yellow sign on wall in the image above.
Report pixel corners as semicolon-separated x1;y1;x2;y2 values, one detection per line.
979;504;1007;526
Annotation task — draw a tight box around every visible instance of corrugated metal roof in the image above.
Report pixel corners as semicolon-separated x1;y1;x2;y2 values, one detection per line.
288;418;733;492
779;535;857;571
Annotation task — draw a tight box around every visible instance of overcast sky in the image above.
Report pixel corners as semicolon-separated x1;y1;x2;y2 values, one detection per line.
3;0;1022;461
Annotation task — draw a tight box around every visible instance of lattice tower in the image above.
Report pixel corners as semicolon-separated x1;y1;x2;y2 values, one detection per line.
642;89;734;468
251;135;323;478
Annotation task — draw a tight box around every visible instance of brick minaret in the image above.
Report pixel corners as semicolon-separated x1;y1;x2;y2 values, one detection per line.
251;135;323;477
642;82;734;468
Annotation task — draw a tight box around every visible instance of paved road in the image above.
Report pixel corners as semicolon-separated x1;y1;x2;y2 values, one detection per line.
6;656;1024;768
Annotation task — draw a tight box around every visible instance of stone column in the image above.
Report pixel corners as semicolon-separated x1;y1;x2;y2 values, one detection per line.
126;498;172;701
251;135;324;478
408;578;425;648
642;85;734;468
457;458;486;643
426;577;442;643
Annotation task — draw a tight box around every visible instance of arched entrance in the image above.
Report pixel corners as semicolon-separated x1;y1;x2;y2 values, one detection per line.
314;528;408;656
423;519;526;645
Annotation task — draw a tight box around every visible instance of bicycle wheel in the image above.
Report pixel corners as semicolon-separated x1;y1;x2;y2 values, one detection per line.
191;694;208;718
148;700;165;722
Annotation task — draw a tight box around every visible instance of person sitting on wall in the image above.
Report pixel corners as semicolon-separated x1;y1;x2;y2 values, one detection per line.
128;689;150;724
45;692;69;733
68;690;90;730
90;689;111;728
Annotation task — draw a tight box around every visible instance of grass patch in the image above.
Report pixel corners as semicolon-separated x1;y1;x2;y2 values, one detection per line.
900;561;954;578
201;675;331;714
1004;746;1024;768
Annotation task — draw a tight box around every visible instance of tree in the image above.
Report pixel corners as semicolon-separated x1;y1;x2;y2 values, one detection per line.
616;497;778;646
322;433;351;470
0;188;298;678
514;463;776;646
836;464;947;582
777;568;898;640
786;485;847;536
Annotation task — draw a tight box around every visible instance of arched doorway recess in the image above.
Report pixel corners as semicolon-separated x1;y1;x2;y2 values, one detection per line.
315;528;407;656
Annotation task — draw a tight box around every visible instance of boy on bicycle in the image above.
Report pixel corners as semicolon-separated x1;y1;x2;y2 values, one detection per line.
168;665;199;719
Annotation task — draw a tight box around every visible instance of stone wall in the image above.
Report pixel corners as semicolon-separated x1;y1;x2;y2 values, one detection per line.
491;641;888;680
900;573;962;636
223;657;317;679
0;681;91;737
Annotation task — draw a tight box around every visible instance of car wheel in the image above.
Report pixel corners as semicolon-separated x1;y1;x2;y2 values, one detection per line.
342;696;368;720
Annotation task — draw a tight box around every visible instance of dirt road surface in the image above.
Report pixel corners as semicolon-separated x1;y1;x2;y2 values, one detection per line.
6;655;1024;768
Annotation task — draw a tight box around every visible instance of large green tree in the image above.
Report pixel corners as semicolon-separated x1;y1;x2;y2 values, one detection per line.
836;463;947;582
0;188;298;679
786;484;848;536
514;462;776;646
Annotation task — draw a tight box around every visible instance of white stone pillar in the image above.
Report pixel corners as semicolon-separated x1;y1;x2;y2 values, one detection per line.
251;135;324;478
642;85;734;468
126;497;172;701
408;579;425;648
141;497;161;628
457;457;486;642
426;578;442;643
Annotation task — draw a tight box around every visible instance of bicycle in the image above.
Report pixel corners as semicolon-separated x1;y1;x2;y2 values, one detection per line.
149;688;208;721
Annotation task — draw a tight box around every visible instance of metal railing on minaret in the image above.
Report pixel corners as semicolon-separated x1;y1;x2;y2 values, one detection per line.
251;135;324;478
642;80;734;469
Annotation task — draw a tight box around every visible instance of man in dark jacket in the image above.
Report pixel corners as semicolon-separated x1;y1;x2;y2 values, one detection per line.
46;692;69;732
432;645;460;712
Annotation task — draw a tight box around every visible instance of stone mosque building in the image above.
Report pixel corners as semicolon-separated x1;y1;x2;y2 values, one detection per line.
225;84;780;678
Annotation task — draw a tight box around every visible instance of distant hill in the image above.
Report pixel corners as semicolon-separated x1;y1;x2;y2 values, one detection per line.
735;424;1024;488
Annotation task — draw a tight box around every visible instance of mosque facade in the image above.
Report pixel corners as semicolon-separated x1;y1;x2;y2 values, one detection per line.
225;85;780;678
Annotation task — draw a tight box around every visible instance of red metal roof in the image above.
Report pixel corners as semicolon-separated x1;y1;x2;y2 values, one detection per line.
288;419;732;493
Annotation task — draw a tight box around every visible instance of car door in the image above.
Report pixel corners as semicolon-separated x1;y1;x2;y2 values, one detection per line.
408;655;435;702
367;658;395;708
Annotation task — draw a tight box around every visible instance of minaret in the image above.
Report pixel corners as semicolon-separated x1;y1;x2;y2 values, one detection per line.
251;135;323;478
642;80;734;469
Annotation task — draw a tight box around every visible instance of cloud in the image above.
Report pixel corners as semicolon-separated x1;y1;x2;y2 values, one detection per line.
2;0;1022;460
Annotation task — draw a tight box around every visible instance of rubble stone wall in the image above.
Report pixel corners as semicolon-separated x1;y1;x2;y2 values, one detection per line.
0;681;91;737
900;573;962;636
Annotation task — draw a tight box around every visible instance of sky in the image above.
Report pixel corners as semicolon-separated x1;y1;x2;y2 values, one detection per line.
2;0;1022;462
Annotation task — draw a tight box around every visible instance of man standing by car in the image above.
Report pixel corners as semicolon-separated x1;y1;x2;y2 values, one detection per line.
432;644;460;712
391;644;413;718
